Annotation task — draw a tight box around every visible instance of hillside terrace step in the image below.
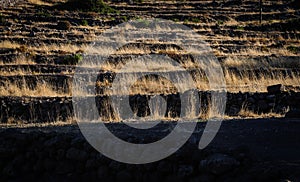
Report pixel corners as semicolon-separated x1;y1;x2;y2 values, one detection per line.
0;64;74;74
0;74;72;86
2;26;297;42
0;67;298;93
1;89;300;123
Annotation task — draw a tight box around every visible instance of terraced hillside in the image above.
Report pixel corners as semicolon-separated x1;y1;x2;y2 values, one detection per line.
1;1;300;182
0;0;300;123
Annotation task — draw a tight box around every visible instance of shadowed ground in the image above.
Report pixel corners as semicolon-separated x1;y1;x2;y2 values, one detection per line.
0;118;299;181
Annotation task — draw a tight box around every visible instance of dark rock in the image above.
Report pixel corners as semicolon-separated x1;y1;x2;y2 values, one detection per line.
267;84;284;94
247;97;256;104
85;159;99;170
55;149;65;160
71;136;85;148
257;100;269;112
189;174;215;182
266;95;276;101
245;161;300;181
116;170;132;182
33;159;44;173
164;174;183;182
57;21;71;30
29;31;35;37
66;147;88;161
157;161;174;173
228;106;240;115
81;171;98;181
199;153;240;175
109;161;125;171
285;109;300;118
142;172;161;182
43;158;56;171
177;165;194;177
2;163;16;177
55;161;74;174
97;165;109;179
268;103;276;108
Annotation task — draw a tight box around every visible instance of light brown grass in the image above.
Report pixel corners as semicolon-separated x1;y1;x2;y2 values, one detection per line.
0;81;69;97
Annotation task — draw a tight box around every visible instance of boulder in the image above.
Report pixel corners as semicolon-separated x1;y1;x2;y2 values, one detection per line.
267;84;284;94
257;100;269;112
285;109;300;118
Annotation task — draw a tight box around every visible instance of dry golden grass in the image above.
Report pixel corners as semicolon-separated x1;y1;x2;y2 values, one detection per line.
1;117;76;127
34;43;88;54
0;54;36;66
0;81;69;97
0;41;20;49
224;69;300;92
222;56;300;69
0;69;30;76
0;41;88;55
237;108;284;119
27;0;53;6
215;47;299;57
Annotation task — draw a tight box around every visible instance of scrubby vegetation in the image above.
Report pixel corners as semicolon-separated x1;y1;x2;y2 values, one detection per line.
63;53;83;65
55;0;118;14
287;46;300;54
0;13;6;25
57;20;72;30
81;19;89;26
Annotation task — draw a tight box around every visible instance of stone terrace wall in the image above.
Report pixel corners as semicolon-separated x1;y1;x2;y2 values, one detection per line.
1;85;300;123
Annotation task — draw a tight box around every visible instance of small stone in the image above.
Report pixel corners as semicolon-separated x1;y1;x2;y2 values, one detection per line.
178;165;194;177
199;153;240;175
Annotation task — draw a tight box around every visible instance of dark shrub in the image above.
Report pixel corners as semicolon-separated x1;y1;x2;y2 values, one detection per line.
0;13;6;25
63;54;83;65
55;0;118;14
57;21;72;30
81;20;89;26
287;46;300;54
